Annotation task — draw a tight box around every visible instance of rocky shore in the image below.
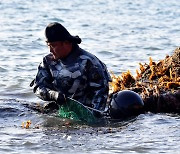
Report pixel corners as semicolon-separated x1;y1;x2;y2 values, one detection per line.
110;47;180;114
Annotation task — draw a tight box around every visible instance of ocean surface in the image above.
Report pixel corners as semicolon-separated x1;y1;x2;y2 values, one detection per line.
0;0;180;153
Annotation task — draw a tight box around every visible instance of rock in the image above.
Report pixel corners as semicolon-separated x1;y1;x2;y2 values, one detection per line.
110;47;180;114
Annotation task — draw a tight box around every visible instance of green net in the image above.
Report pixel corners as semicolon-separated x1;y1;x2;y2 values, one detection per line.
58;98;97;124
58;105;80;120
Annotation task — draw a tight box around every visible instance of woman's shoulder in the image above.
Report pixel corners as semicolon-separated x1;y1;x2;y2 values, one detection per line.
79;48;101;63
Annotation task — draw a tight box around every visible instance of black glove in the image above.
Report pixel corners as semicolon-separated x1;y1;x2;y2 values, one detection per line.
56;93;66;105
44;101;59;112
48;90;66;105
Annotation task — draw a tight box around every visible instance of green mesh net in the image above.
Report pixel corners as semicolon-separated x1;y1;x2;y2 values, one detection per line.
58;105;80;120
58;98;97;124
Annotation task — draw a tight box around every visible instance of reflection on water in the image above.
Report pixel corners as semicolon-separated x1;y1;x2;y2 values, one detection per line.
0;0;180;153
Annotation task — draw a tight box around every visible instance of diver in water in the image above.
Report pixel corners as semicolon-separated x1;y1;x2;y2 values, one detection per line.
30;22;112;117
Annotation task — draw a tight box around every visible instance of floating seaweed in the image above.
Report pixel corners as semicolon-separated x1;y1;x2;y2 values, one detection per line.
22;120;31;129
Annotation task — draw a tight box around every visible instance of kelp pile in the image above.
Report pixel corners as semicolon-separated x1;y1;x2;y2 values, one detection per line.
110;47;180;114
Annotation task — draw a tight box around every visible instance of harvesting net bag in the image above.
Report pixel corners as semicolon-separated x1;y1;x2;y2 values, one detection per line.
58;97;97;123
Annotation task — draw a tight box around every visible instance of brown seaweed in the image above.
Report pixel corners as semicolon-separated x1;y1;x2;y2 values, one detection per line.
110;47;180;114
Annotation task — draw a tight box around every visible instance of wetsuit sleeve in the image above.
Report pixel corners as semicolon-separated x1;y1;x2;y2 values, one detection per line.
32;57;64;103
87;59;111;111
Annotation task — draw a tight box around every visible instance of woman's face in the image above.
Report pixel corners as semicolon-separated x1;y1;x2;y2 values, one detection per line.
47;41;71;60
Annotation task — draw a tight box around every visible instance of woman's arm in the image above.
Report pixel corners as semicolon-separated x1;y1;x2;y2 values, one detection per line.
32;56;65;104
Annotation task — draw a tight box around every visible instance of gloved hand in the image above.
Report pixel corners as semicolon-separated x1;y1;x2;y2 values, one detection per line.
56;92;66;105
48;90;66;105
44;101;59;112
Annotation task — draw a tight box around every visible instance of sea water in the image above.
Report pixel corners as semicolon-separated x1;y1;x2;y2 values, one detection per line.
0;0;179;153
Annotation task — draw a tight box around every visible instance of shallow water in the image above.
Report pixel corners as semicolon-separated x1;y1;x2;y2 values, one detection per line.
0;0;180;153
